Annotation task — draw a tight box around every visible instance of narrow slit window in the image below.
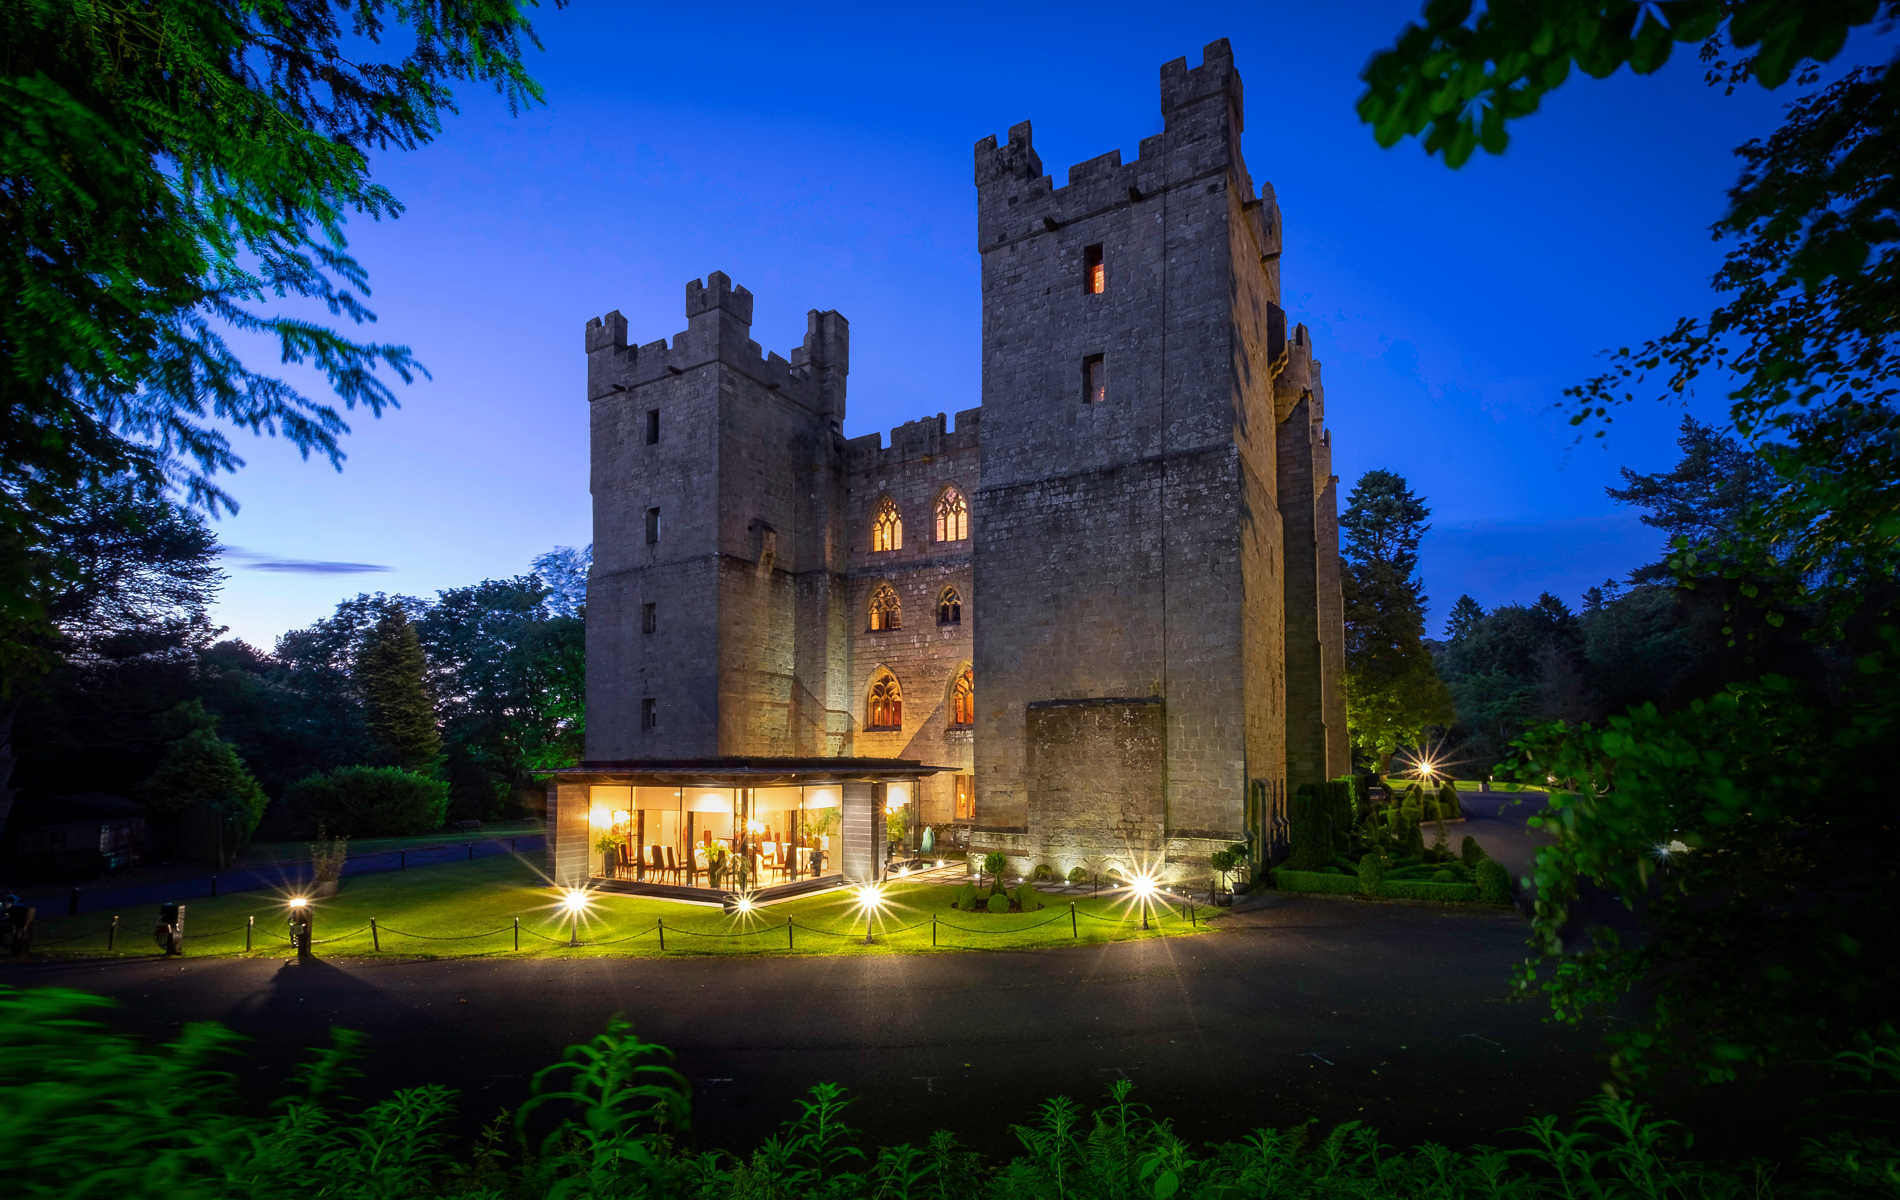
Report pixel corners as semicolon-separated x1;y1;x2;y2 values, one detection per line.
1083;355;1106;404
641;698;657;731
646;409;660;445
642;602;656;634
645;507;661;544
1084;244;1105;294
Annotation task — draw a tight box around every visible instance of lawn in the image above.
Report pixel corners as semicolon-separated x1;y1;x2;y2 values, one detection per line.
16;855;1219;960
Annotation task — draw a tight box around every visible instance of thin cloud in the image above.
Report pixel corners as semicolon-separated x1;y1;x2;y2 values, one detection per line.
223;546;392;575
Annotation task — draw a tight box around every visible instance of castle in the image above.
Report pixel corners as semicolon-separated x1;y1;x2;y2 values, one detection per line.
547;40;1347;892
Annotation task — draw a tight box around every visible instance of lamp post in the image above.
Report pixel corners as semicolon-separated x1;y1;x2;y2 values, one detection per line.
562;888;586;947
287;896;311;961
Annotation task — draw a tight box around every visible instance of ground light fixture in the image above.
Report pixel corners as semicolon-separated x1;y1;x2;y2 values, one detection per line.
732;892;756;916
854;882;886;944
561;887;589;947
1128;870;1160;930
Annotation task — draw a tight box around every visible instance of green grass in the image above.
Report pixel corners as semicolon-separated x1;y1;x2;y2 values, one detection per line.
1448;779;1547;792
241;820;545;864
16;856;1218;961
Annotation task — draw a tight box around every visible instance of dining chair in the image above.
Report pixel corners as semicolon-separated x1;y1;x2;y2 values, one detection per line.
663;845;681;885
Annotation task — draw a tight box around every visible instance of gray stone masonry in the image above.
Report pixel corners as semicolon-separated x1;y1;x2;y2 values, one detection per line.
574;39;1345;882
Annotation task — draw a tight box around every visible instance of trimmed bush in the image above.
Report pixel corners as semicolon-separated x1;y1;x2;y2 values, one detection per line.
1437;781;1462;820
281;766;448;838
1476;858;1513;905
1013;883;1043;912
985;892;1011;914
1030;863;1056;882
1380;879;1480;902
1067;866;1089;885
1287;783;1340;870
1348;773;1373;820
1271;869;1361;896
982;850;1007;885
954;883;977;911
1357;852;1387;896
1460;835;1485;869
1431;868;1458;883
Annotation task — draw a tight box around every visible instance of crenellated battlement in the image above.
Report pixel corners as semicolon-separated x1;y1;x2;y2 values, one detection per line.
844;408;981;475
585;272;848;417
973;39;1266;253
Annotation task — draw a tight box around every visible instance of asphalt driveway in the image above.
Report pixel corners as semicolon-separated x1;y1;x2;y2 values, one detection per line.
7;893;1605;1154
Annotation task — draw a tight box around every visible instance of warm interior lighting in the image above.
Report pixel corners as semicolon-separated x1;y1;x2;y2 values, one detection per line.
872;495;903;552
745;819;765;835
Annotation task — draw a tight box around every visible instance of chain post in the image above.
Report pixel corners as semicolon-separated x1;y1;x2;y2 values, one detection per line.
369;918;379;951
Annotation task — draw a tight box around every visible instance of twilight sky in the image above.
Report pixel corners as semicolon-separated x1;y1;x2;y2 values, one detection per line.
203;0;1863;649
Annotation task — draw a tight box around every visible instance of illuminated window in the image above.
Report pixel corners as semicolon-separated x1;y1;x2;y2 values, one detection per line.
1083;355;1105;404
937;586;961;625
935;486;968;542
1084;243;1104;294
954;774;974;820
867;672;903;731
869;583;901;631
641;698;657;731
871;495;903;552
950;667;973;728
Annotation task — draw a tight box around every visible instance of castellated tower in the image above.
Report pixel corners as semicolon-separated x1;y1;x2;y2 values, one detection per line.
583;273;855;760
969;38;1346;870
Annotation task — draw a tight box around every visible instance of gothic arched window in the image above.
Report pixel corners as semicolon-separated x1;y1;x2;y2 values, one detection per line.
868;672;903;731
935;487;968;543
871;496;903;552
937;586;961;625
949;667;973;728
869;583;901;631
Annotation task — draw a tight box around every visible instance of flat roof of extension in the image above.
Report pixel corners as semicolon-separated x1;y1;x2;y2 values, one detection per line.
548;757;949;787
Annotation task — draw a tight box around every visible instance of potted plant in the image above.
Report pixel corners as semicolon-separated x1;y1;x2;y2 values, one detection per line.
706;842;729;889
594;833;620;879
1208;849;1238;906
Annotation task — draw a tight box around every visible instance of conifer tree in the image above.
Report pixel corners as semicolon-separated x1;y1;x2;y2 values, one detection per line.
143;700;267;867
355;609;441;775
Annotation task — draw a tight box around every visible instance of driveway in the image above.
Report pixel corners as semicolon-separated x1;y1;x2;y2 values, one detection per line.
6;894;1604;1154
1453;788;1552;898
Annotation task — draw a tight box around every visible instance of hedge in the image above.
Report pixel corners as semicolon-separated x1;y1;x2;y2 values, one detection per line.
1272;868;1484;904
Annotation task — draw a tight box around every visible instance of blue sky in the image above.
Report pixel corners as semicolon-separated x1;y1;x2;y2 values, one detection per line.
204;0;1861;647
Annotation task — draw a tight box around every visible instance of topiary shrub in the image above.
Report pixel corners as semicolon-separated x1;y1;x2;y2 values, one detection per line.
1431;868;1458;883
1461;835;1485;869
1067;865;1089;885
1357;852;1387;897
281;765;448;838
986;892;1011;914
954;882;977;911
1322;779;1356;854
1287;783;1338;870
982;850;1007;888
1013;882;1042;912
1030;863;1056;882
1437;781;1462;821
1475;859;1512;905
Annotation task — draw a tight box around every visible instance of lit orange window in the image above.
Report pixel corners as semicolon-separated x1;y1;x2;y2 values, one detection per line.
954;774;974;820
950;667;973;728
935;487;968;542
869;583;901;631
868;672;903;730
872;496;903;552
1085;243;1105;294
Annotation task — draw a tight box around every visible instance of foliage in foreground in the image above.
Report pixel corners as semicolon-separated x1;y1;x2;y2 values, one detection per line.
5;986;1896;1199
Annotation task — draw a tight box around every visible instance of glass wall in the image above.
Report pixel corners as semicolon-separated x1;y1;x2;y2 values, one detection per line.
586;783;844;889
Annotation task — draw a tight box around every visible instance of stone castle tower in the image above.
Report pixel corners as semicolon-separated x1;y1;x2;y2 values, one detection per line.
577;39;1345;880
